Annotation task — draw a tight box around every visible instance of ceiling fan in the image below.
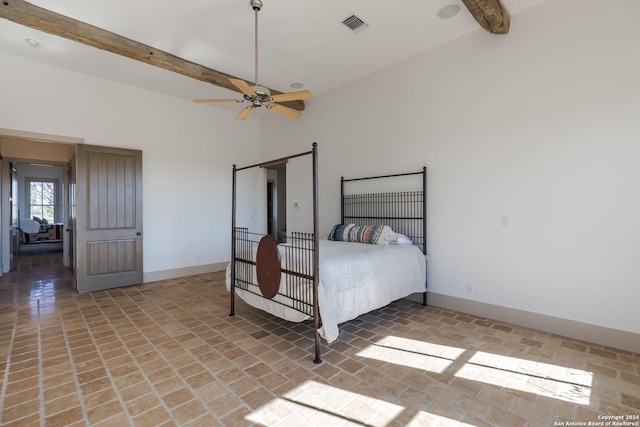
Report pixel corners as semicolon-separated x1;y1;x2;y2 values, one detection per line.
194;0;312;120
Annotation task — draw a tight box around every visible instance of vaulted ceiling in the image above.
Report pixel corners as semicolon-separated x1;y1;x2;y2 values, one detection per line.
0;0;549;114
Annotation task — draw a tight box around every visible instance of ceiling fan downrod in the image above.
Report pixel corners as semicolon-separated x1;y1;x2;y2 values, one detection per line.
251;0;262;89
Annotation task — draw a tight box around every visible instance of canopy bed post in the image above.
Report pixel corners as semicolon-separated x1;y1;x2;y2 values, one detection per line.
311;143;321;364
340;176;345;224
231;164;237;316
422;166;427;306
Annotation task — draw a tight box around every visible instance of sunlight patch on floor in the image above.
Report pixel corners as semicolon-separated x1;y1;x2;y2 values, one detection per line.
460;351;593;404
356;335;466;374
245;379;407;426
355;335;593;406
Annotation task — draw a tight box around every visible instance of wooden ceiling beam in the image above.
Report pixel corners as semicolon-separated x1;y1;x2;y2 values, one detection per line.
461;0;510;34
0;0;305;111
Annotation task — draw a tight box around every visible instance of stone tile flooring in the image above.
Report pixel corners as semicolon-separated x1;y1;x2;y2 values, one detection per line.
0;254;638;426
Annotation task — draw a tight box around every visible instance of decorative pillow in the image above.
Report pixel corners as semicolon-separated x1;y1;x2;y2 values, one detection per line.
347;224;393;245
327;224;355;241
32;216;43;224
42;218;49;224
389;232;413;245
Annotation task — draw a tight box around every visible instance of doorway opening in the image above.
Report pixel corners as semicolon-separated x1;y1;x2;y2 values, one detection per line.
265;162;287;243
1;134;76;278
12;162;65;273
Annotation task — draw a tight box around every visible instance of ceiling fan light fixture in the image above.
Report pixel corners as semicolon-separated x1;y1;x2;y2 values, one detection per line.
251;85;271;97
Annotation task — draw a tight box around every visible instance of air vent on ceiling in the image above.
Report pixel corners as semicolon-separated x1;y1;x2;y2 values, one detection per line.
342;14;369;33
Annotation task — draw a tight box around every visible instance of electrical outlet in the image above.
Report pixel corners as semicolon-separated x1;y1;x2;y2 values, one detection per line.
465;283;474;292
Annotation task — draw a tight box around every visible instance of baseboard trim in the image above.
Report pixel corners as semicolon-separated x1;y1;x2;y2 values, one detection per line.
143;262;227;283
140;268;640;354
421;292;640;354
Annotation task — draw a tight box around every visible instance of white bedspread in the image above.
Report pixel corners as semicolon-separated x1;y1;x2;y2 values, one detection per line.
226;239;426;343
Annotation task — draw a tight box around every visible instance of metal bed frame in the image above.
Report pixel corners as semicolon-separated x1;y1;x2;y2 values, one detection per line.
341;167;428;305
230;143;427;363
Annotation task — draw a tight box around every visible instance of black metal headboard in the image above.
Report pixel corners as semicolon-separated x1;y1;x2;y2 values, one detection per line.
340;167;427;255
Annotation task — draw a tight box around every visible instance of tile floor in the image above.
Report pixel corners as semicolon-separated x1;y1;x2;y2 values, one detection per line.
0;253;639;426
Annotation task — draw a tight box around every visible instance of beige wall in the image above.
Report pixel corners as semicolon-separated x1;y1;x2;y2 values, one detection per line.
0;136;75;164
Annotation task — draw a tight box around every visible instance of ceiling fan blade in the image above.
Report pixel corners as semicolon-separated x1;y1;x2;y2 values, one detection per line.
193;99;241;103
236;106;256;121
229;78;257;97
267;103;302;119
269;90;313;103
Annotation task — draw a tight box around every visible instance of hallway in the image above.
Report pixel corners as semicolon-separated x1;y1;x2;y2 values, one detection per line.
0;251;74;314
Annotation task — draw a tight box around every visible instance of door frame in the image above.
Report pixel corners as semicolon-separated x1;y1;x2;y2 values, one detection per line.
0;129;81;276
1;158;72;272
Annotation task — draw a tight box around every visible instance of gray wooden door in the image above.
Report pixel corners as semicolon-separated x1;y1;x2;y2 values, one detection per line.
9;164;18;271
68;155;76;273
75;145;143;292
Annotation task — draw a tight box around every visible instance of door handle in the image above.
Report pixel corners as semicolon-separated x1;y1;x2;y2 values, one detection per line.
136;232;142;236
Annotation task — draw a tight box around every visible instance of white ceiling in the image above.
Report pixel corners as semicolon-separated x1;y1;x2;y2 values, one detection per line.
0;0;549;112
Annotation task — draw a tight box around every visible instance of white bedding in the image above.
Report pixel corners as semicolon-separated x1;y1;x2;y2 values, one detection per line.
225;239;426;343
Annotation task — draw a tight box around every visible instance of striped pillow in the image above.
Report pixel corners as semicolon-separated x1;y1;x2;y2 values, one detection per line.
347;224;392;245
327;223;355;241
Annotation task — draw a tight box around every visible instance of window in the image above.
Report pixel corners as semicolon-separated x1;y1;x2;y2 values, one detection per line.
28;178;57;223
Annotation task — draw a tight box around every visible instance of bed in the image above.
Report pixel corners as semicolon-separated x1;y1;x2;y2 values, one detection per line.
227;143;427;363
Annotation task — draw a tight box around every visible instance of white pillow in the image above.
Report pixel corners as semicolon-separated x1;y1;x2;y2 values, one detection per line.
389;232;413;245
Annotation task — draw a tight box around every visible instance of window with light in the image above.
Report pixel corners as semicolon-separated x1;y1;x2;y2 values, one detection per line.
29;179;57;223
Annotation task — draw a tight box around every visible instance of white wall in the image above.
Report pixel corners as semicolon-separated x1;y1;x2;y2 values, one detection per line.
0;51;262;276
260;0;640;336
